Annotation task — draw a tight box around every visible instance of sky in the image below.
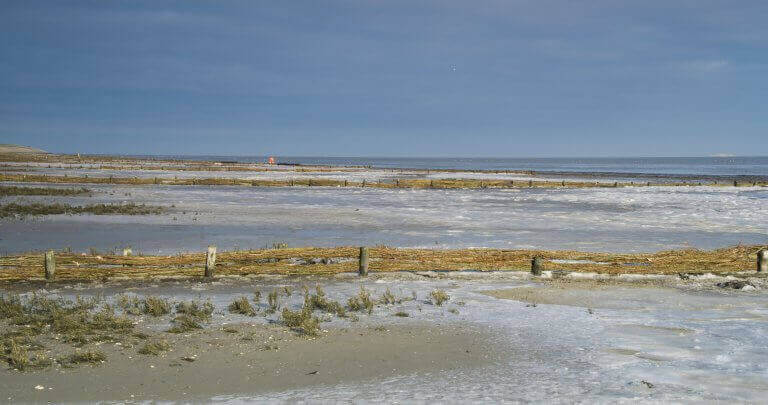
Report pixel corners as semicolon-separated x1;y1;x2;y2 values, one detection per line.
1;0;766;157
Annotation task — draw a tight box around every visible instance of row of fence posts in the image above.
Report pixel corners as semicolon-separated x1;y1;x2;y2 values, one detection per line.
37;247;768;280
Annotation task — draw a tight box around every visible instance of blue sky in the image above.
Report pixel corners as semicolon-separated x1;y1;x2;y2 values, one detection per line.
1;0;766;157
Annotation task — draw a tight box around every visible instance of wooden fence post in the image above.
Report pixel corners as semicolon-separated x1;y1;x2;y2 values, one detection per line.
359;247;369;276
205;245;217;278
531;257;542;276
758;249;768;273
44;251;55;280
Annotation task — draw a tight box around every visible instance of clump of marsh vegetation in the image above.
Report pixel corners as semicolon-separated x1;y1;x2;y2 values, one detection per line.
1;294;133;348
137;340;171;356
394;311;410;317
347;286;374;314
168;299;214;333
116;295;170;317
0;202;164;219
266;289;280;314
116;295;142;315
303;285;346;317
281;307;320;337
174;299;214;321
430;289;450;306
228;296;257;316
0;185;90;197
61;349;106;366
167;315;203;334
142;297;171;317
1;339;52;371
380;288;397;305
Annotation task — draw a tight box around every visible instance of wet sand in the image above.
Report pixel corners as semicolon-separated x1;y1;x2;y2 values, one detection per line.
1;322;503;402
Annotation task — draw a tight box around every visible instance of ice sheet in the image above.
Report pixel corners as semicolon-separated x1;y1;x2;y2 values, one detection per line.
2;183;766;254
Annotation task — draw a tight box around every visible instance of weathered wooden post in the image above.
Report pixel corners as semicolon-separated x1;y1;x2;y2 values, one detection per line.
734;180;738;187
562;180;566;187
531;257;542;276
528;180;533;187
358;247;369;276
205;245;217;278
396;179;400;188
758;249;768;273
44;251;55;281
430;180;434;188
344;180;348;187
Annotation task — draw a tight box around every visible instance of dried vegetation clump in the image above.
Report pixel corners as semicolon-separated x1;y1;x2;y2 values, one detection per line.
137;340;171;356
228;296;257;316
347;286;374;314
0;294;132;371
430;289;450;306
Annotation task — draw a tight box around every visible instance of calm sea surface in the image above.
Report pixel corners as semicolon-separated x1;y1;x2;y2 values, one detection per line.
125;156;768;177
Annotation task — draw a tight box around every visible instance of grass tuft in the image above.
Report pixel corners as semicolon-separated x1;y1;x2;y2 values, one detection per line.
138;340;170;355
281;307;320;337
394;311;409;317
142;297;171;317
167;315;203;333
303;286;346;317
175;300;214;321
380;288;397;305
266;289;280;314
430;289;450;306
228;296;257;316
62;349;106;366
347;286;374;314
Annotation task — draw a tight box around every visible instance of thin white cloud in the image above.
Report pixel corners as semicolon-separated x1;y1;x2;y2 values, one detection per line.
680;59;730;73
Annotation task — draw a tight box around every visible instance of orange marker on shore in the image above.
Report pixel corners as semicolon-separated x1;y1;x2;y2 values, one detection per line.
268;156;276;165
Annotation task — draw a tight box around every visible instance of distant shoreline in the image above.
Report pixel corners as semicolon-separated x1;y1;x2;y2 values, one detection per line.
3;152;768;183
